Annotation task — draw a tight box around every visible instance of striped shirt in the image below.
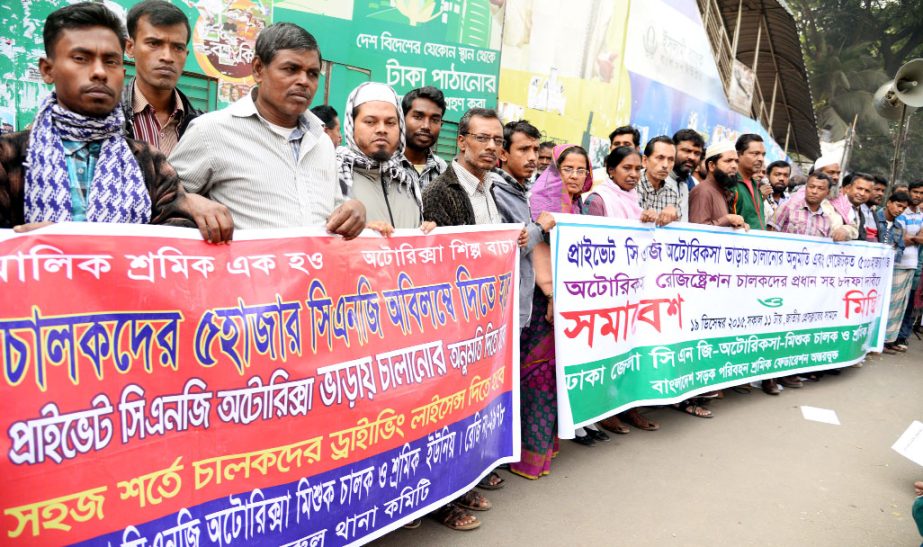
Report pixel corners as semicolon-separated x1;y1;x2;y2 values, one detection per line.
131;82;184;156
403;149;447;189
638;170;689;221
768;194;830;237
452;160;500;225
171;90;343;230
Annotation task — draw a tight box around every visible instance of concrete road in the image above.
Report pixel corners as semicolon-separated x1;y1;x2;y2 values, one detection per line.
373;346;923;547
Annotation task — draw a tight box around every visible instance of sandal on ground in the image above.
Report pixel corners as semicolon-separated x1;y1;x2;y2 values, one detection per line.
624;408;660;431
403;518;422;529
433;504;481;531
672;401;713;418
455;490;491;511
477;471;505;490
599;416;630;434
698;390;722;399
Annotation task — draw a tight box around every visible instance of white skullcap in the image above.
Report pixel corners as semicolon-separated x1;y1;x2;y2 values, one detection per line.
813;155;840;171
352;82;399;109
705;141;736;160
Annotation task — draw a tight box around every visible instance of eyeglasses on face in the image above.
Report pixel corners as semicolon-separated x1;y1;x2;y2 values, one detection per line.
464;133;504;147
561;167;589;177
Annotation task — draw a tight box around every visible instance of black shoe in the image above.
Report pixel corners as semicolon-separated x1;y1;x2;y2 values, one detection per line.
570;434;595;447
585;428;611;442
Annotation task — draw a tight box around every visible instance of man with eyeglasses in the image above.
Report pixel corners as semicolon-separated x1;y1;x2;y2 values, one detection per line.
422;107;504;227
420;107;506;531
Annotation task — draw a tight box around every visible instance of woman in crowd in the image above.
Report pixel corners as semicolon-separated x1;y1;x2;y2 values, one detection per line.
582;147;682;429
511;144;600;479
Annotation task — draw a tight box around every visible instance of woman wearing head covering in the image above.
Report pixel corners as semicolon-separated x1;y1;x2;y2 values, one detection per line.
511;144;598;480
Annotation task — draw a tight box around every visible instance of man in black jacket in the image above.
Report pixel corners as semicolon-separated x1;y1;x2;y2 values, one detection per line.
422;107;504;227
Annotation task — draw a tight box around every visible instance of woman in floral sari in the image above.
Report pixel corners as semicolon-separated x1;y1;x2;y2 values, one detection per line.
511;144;596;479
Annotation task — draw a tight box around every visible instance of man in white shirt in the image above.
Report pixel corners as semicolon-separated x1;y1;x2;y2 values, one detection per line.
170;23;365;236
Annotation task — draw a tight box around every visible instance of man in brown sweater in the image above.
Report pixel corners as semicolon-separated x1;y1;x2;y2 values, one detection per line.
689;141;747;228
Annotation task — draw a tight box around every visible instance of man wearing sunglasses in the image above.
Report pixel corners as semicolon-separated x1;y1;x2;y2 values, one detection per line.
422;107;504;227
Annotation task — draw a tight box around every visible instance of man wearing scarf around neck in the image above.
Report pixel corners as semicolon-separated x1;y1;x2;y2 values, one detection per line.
336;82;433;235
0;2;225;240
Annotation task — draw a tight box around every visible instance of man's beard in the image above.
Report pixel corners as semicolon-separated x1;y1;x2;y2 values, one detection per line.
714;168;737;189
674;162;691;178
371;149;392;162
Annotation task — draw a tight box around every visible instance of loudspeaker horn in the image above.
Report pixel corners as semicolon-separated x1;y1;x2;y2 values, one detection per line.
894;58;923;107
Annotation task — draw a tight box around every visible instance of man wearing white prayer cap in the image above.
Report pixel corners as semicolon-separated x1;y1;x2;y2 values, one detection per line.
812;155;842;186
689;141;748;228
336;82;433;234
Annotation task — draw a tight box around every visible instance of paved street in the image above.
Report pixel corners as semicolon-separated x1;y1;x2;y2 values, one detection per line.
374;346;923;546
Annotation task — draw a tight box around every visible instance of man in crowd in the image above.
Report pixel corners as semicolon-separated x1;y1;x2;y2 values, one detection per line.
310;104;341;147
765;172;836;392
536;141;555;175
672;129;705;192
892;180;923;352
422;107;506;529
122;0;200;157
763;160;791;217
171;22;365;237
335;82;429;233
0;2;223;240
812;155;843;188
734;134;768;230
423;108;503;227
493;120;553;332
401;86;447;189
839;173;875;240
878;191;912;354
591;125;641;182
688;141;748;229
638;135;685;224
683;142;747;412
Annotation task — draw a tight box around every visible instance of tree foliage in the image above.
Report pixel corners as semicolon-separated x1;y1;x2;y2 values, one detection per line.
789;0;923;181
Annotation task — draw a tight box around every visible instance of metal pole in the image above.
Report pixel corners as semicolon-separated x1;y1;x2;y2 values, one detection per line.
768;74;779;131
888;104;910;191
783;123;791;157
731;0;743;57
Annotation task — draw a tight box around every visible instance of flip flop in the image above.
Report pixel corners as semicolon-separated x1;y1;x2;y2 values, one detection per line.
599;416;630;434
455;490;491;511
476;471;505;490
433;505;480;531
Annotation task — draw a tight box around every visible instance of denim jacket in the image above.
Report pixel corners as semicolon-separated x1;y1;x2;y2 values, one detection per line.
875;207;905;263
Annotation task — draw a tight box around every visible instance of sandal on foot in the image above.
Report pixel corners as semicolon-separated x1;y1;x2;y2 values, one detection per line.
673;401;713;418
599;416;630;435
477;471;505;490
624;409;660;431
433;504;481;531
731;385;752;394
456;490;491;511
403;518;422;529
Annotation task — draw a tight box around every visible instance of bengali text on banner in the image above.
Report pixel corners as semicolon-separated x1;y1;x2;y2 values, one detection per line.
551;215;893;437
0;223;521;546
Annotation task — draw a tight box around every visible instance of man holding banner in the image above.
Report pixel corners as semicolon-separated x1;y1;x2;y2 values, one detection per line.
170;22;366;238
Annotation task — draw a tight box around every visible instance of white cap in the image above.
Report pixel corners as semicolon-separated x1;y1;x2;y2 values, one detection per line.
705;141;736;160
813;155;840;171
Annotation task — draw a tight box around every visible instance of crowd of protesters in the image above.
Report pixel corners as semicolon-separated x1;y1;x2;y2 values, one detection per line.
1;1;921;538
